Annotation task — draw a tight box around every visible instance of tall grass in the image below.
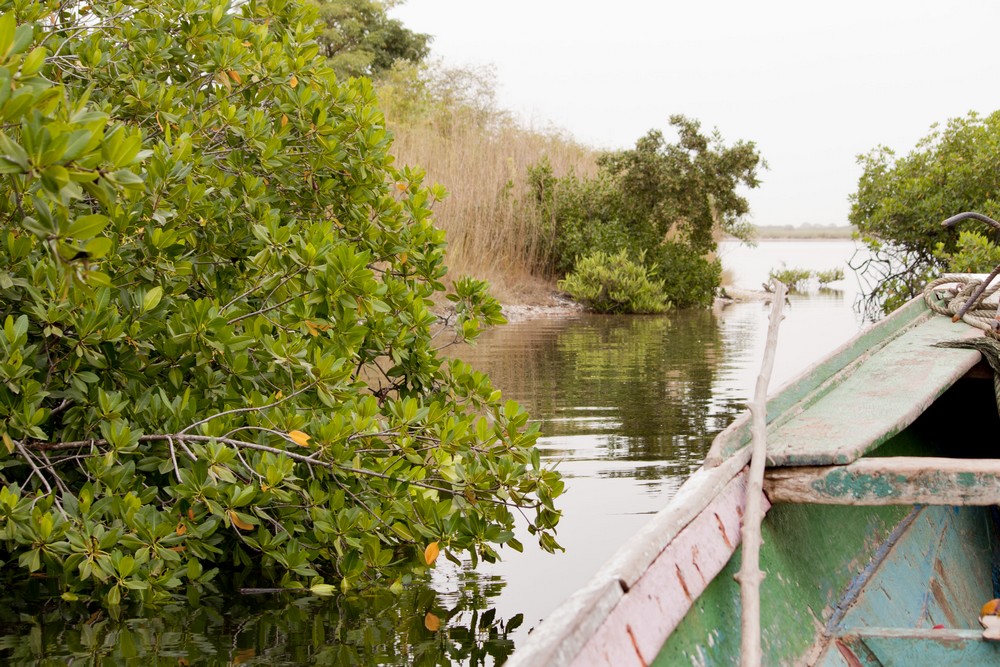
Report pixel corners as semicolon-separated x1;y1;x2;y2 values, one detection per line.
376;63;597;302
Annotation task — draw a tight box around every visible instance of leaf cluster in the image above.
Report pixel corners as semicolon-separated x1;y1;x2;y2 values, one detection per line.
767;266;844;292
557;249;671;314
312;0;430;79
0;0;562;607
0;571;522;664
850;110;1000;314
529;116;762;308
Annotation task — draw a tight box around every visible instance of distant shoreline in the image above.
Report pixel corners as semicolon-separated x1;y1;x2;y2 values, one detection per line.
740;225;855;240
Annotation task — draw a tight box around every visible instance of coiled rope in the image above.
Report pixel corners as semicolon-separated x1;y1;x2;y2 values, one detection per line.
924;275;1000;414
924;274;1000;335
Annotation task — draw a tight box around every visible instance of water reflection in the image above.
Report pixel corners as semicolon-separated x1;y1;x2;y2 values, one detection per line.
459;311;748;479
0;569;518;666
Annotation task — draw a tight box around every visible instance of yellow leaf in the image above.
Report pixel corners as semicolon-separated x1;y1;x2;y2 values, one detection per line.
288;430;311;447
242;41;253;48
228;510;254;531
233;648;256;664
289;74;298;88
424;541;440;565
2;433;12;454
228;70;241;84
399;252;407;265
175;522;187;536
304;321;320;337
424;612;440;632
280;114;288;127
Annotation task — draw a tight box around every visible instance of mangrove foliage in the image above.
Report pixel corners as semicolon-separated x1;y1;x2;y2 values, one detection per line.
0;0;563;607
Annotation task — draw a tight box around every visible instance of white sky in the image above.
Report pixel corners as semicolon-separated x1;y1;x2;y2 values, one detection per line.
390;0;1000;226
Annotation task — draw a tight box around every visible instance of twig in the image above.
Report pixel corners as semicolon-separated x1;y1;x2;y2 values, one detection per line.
13;438;66;518
30;433;536;509
177;382;317;435
738;280;786;667
166;435;182;484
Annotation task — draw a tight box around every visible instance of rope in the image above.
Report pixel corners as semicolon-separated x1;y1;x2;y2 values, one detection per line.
925;275;1000;416
923;275;1000;335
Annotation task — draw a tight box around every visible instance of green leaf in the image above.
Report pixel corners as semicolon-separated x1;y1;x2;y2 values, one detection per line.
309;583;336;596
67;214;108;240
141;286;163;313
0;14;13;60
84;237;113;259
20;46;46;77
106;168;144;189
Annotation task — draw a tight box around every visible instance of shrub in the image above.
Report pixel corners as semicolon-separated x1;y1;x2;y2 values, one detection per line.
0;0;563;607
531;116;762;307
768;267;813;291
815;268;845;285
850;110;1000;315
768;266;845;292
933;230;1000;273
558;250;671;314
650;242;722;308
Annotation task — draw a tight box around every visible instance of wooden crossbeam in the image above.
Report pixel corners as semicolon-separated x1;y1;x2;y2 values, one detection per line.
764;457;1000;505
835;627;1000;663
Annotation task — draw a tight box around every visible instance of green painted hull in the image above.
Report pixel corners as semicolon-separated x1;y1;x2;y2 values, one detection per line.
661;369;1000;665
656;503;997;665
509;291;1000;667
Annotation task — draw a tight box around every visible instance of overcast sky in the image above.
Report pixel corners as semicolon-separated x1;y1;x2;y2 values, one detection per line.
390;1;1000;227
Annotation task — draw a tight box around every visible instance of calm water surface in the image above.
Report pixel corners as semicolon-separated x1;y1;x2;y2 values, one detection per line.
0;240;870;665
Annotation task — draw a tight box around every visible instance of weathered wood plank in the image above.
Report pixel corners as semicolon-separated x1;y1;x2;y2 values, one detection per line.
764;315;981;466
765;457;1000;505
706;295;935;466
571;469;769;667
602;447;751;588
707;293;982;468
834;628;1000;664
507;453;754;667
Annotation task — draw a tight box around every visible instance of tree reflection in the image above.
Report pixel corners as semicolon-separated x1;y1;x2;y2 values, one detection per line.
0;570;519;666
455;311;747;475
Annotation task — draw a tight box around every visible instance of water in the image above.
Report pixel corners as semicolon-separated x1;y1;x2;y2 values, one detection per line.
0;239;870;665
430;240;870;652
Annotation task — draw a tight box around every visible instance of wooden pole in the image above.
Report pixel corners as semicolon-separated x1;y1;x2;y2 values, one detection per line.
739;281;786;667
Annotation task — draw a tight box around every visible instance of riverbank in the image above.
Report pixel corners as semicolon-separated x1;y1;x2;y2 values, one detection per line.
498;288;773;323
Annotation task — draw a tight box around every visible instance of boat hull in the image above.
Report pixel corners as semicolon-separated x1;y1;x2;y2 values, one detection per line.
507;292;1000;666
656;503;998;666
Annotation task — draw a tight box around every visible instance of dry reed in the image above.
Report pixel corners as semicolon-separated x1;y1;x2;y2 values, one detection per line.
385;110;597;303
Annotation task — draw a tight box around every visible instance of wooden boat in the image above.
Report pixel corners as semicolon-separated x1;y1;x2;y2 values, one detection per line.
507;288;1000;666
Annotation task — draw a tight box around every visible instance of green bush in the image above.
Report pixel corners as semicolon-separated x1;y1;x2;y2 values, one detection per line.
934;230;1000;273
558;250;671;314
768;266;845;292
815;268;845;285
530;116;762;306
768;267;813;290
850;110;1000;314
0;0;563;607
650;242;722;308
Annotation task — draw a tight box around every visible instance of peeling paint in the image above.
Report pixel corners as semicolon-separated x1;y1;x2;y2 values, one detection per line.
676;565;691;600
714;512;732;549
